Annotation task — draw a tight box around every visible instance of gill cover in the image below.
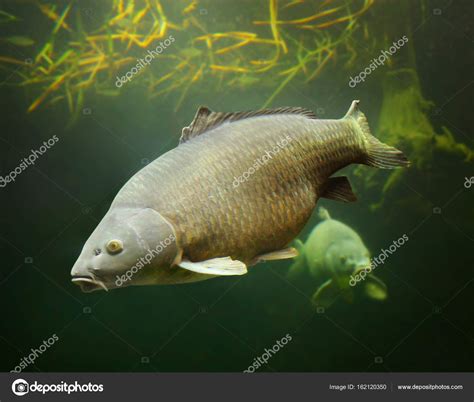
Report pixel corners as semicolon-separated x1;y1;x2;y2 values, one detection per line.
125;208;179;267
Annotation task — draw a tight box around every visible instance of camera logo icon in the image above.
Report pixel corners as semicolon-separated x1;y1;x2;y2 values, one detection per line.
12;379;29;396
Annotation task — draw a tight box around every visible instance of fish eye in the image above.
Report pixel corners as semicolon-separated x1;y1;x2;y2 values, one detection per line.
106;239;123;254
340;256;347;263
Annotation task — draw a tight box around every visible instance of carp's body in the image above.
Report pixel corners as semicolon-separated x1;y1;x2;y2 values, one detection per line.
71;101;409;292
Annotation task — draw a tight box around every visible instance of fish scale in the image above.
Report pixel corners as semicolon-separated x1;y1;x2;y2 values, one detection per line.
118;114;362;263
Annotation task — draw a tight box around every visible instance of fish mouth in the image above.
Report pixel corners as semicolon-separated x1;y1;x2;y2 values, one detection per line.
71;275;108;293
354;263;372;275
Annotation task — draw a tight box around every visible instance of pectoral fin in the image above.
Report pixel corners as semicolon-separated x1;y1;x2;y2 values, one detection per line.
178;257;247;276
364;275;388;300
312;279;342;308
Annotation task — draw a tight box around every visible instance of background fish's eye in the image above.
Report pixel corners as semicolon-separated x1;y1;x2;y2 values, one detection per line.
339;256;347;263
106;239;123;254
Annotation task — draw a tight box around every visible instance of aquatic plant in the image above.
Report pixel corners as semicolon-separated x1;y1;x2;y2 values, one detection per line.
0;0;374;117
354;67;474;210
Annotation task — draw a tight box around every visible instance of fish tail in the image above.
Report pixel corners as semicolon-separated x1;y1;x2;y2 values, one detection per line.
345;100;410;169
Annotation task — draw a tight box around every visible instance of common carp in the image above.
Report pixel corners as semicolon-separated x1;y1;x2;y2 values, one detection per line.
289;207;387;308
71;100;409;292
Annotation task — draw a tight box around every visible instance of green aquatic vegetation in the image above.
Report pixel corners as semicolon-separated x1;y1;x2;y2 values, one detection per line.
2;36;34;46
355;68;474;209
0;0;374;115
0;10;18;24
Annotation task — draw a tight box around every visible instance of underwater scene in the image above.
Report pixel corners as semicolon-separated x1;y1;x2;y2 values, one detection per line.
0;0;473;373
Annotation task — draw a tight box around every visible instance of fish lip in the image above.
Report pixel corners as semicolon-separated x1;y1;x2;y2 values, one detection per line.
71;275;109;293
354;263;372;275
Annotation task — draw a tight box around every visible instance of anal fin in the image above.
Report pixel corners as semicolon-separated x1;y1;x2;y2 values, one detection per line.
321;176;357;203
253;247;299;264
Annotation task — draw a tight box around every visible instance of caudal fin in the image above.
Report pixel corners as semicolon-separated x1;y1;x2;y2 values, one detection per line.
344;100;410;169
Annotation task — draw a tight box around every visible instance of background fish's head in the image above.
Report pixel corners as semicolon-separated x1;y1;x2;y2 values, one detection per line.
329;240;371;277
71;207;178;292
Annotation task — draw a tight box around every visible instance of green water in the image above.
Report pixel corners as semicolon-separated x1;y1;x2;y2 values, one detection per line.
1;0;473;372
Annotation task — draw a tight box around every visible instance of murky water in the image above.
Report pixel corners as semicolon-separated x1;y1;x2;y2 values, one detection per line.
1;0;472;372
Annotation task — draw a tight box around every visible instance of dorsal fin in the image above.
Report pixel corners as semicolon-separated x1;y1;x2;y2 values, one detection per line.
318;207;331;220
179;106;317;144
